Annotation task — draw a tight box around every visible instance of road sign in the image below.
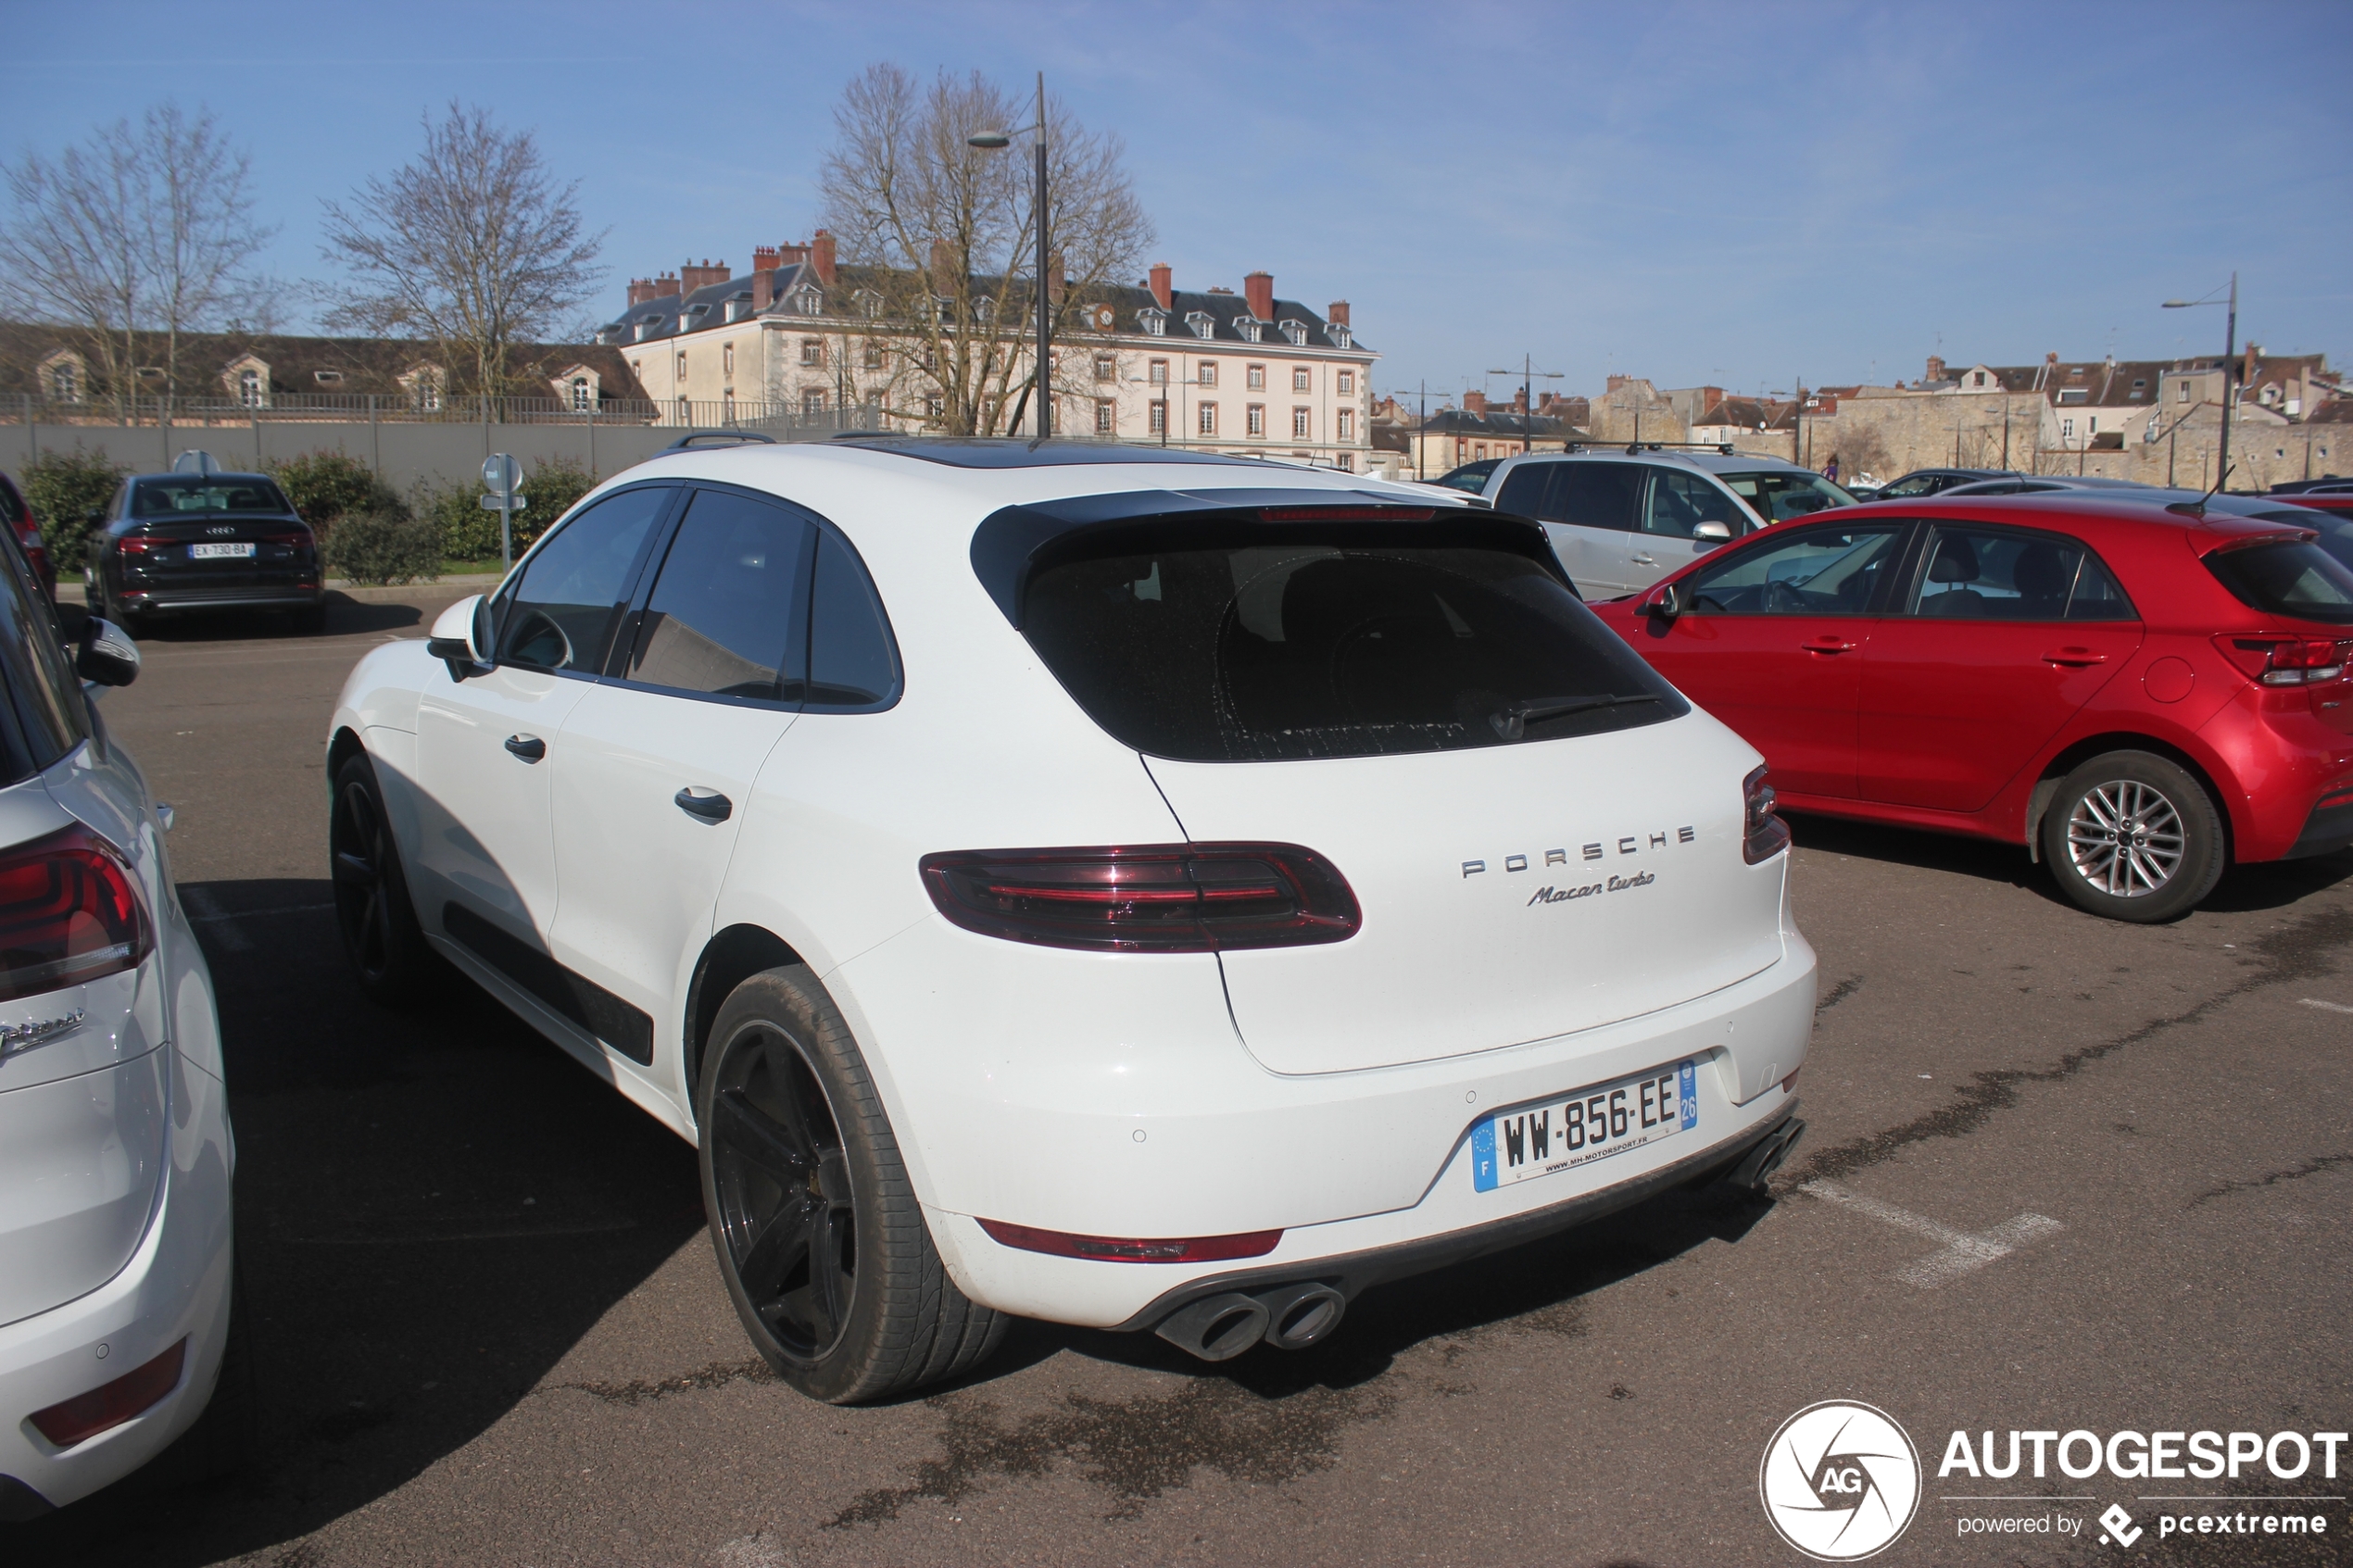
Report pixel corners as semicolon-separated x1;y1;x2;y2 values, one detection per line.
478;494;529;510
481;454;522;496
482;454;525;570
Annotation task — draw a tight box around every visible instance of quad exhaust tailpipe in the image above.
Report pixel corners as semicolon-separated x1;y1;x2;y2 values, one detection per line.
1154;1281;1348;1361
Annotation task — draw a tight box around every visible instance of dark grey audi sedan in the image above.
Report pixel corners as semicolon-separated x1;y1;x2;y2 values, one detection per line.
85;461;325;635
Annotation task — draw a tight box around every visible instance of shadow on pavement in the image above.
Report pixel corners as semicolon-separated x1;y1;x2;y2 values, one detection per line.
116;593;422;644
11;878;703;1567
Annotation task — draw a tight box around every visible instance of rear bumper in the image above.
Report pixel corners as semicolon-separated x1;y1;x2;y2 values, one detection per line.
2284;784;2353;859
121;585;322;615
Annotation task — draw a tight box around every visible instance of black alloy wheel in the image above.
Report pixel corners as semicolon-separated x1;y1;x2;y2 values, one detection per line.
328;752;437;1005
698;966;1006;1402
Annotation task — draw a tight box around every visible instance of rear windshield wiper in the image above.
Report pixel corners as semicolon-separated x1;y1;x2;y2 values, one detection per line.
1490;693;1660;739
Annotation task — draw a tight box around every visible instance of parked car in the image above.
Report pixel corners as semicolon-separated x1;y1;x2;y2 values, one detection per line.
2272;491;2353;525
85;457;324;637
329;437;1814;1401
2268;478;2352;495
1481;448;1856;596
1934;475;2154;496
0;472;57;603
1869;467;2018;500
1592;494;2353;922
0;529;235;1519
1431;457;1504;495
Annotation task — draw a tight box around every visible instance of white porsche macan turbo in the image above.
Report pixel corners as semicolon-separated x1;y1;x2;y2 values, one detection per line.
327;436;1814;1402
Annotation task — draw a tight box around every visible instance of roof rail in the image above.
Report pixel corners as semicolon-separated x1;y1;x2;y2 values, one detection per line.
662;431;778;452
1558;441;1737;457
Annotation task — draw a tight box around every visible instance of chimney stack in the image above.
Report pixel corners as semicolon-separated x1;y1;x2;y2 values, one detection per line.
1925;355;1946;383
627;277;659;307
1148;262;1172;311
1244;270;1274;321
1464;390;1489;416
654;270;680;299
1605;373;1629;395
1327;300;1349;326
680;257;731;294
751;268;772;312
752;245;780;273
812;229;837;287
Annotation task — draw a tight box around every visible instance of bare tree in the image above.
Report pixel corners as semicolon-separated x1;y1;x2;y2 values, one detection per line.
818;65;1152;435
320;104;605;399
0;104;272;417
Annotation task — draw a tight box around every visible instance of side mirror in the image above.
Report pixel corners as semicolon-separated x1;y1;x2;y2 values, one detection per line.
77;617;141;688
425;594;492;675
1641;581;1686;620
1693;520;1733;543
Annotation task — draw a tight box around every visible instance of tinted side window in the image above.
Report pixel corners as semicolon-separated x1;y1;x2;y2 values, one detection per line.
1492;464;1553;518
0;535;83;769
624;488;813;702
1880;475;1937;499
1687;523;1906;616
1904;526;2137;622
807;529;900;709
498;486;670;673
1554;464;1642;532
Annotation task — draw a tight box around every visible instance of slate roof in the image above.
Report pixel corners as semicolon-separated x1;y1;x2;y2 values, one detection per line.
1414;408;1578;440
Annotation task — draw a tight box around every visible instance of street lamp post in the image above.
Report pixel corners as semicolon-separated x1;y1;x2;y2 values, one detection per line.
969;74;1053;439
1486;356;1562;455
2163;270;2237;493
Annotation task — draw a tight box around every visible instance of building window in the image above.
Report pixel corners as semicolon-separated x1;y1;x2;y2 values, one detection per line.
1972;370;1985;387
864;341;885;370
238;369;264;408
1199;360;1218;387
49;364;76;402
1140;310;1165;337
1095;399;1114;434
1334;454;1353;472
1292;367;1312;393
1247;364;1265;390
2061;417;2075;442
1338;370;1354;395
1292;407;1312;439
675;351;688;382
1149;400;1167;436
1199;402;1217;436
925;394;943;418
572;376;591;411
2178;381;2192;402
1247;404;1265;437
1094;354;1116;382
1185;310;1214;340
1338;408;1355;440
797;292;821;316
800;338;824;367
1148;358;1168;386
803;389;828;417
723;343;735;376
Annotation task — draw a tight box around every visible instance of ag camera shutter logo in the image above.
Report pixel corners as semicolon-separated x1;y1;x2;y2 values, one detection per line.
1760;1400;1922;1561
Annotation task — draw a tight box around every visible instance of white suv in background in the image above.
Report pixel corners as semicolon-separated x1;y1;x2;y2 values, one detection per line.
1483;447;1857;596
329;436;1815;1402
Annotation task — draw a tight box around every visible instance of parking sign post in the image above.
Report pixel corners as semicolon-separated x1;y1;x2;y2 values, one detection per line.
480;454;527;571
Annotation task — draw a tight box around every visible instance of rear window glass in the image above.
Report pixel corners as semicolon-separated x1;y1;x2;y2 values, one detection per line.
2205;540;2353;625
1019;525;1687;762
131;479;290;516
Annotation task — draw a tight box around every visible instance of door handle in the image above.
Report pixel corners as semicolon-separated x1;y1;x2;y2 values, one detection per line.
1630;552;1658;566
2043;647;2108;667
673;787;733;823
503;734;546;762
1799;635;1858;655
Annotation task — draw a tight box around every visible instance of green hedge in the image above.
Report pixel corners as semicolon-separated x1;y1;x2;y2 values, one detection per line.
19;449;128;574
421;456;598;564
267;450;404;536
327;509;442;586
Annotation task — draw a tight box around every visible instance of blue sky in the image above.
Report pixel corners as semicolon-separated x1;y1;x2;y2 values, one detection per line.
5;0;2347;403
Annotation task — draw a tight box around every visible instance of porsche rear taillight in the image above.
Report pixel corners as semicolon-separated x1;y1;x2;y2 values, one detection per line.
919;843;1361;953
1743;765;1791;864
0;822;153;1003
2215;634;2351;686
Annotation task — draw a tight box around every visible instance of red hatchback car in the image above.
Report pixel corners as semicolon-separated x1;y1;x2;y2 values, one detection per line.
1590;496;2353;921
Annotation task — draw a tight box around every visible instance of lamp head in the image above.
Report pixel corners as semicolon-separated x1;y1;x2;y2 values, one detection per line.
967;131;1012;150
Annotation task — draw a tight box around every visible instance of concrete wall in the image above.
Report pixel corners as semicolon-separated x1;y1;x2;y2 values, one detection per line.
0;416;771;493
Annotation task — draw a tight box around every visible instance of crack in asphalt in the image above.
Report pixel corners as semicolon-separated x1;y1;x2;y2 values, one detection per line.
1781;905;2353;1188
1814;975;1862;1015
824;1377;1393;1529
557;1356;775;1406
2186;1150;2353;1209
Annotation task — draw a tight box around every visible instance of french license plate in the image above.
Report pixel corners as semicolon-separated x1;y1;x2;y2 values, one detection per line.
1471;1060;1697;1192
188;542;255;559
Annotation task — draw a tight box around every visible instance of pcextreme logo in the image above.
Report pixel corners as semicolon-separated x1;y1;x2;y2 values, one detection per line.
1760;1401;1923;1561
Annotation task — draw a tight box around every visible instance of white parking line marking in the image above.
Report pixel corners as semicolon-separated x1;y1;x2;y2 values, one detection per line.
181;887;251;951
1803;1180;2064;1288
2298;997;2353;1015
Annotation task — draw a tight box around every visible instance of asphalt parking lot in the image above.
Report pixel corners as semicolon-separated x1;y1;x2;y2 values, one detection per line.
15;586;2353;1568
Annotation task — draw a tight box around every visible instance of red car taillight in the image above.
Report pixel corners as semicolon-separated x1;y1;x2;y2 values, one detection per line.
976;1219;1282;1263
2214;634;2351;686
0;822;153;1003
28;1338;185;1448
117;535;162;558
918;843;1361;953
1743;764;1791;864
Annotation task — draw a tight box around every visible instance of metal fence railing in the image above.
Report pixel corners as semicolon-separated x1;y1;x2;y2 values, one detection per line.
0;392;887;433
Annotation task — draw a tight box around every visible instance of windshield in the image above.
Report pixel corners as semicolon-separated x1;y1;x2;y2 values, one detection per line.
1019;523;1686;761
2205;539;2353;626
132;478;291;517
1434;460;1501;495
1718;470;1855;522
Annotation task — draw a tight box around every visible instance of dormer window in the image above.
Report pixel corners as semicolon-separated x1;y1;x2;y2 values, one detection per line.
1233;319;1263;344
1278;319;1308;346
1324;323;1352;349
794;289;822;316
2057;388;2088;405
854;289;882;320
313;370;344;385
2131;378;2147;397
1971;370;1985;387
1185;310;1214;340
1138;308;1166;337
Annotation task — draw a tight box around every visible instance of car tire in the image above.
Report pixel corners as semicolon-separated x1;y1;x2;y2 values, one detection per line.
100;579;143;640
2040;750;2225;922
329;750;442;1006
698;965;1007;1403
